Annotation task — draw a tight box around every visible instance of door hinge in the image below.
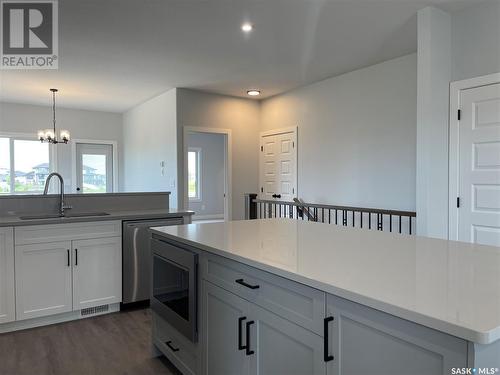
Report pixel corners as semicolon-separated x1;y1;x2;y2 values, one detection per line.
458;109;461;121
457;197;460;208
260;146;263;152
261;187;263;193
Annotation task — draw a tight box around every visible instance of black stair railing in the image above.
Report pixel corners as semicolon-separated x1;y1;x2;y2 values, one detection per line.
244;193;416;235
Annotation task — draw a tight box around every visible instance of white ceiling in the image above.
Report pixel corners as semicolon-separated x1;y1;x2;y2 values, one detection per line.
0;0;478;112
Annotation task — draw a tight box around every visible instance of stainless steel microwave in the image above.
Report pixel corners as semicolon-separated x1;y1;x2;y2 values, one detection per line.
151;238;198;342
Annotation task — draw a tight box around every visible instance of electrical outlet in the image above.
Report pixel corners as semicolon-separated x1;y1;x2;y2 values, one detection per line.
160;161;165;176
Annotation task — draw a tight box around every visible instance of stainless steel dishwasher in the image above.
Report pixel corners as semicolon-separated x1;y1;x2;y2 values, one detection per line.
122;218;185;305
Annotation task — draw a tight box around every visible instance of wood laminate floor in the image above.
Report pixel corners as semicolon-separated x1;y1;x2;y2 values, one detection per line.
0;309;180;375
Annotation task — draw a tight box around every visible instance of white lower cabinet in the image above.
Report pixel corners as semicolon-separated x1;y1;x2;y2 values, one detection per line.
0;228;15;324
202;280;325;375
13;221;123;321
15;241;73;320
325;294;468;375
72;237;122;310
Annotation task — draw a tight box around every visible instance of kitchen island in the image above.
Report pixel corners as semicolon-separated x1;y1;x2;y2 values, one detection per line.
151;219;500;375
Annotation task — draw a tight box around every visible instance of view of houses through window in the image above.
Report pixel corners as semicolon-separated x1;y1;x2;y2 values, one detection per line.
81;154;108;193
0;137;51;195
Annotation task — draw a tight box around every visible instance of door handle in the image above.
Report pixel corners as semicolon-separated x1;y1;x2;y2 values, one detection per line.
165;341;180;352
238;316;247;350
67;249;70;267
245;320;255;355
235;278;260;290
324;316;334;362
75;248;78;266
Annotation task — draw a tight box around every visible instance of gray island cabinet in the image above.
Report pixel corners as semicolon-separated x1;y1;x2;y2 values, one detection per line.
150;219;500;375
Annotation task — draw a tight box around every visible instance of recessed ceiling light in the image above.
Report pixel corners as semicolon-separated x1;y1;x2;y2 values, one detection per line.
241;22;253;32
247;89;260;96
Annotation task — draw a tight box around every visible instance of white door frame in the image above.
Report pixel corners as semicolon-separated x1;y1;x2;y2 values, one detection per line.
182;127;232;221
448;72;500;240
259;126;298;199
71;139;119;193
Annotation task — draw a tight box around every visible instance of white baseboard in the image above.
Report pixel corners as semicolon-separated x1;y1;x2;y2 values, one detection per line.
0;303;120;334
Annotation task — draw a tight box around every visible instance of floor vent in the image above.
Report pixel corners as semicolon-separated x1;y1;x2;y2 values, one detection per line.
81;304;109;317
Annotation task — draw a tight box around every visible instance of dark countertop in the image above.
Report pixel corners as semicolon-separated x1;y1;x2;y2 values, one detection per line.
0;208;194;227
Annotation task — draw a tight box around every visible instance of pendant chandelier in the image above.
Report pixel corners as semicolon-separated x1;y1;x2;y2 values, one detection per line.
38;88;70;144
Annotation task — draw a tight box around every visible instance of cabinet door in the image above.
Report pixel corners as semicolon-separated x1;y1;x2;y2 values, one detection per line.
72;237;122;310
326;294;468;375
202;281;252;375
0;228;15;324
249;303;326;375
15;241;73;320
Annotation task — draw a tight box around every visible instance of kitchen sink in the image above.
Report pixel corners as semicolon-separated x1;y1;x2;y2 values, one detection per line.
65;212;110;218
20;212;110;220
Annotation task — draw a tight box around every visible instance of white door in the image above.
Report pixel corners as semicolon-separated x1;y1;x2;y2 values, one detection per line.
72;237;122;310
15;241;73;320
457;82;500;246
0;228;15;324
76;143;114;193
259;129;297;202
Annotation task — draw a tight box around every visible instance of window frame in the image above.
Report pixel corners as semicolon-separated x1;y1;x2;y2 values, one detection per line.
0;132;57;195
188;147;202;202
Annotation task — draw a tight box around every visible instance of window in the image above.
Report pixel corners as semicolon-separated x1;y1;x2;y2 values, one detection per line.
0;136;52;195
188;148;201;200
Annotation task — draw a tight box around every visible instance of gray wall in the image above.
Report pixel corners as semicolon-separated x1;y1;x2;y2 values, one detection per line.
176;89;261;220
122;89;178;207
451;0;500;81
260;53;417;211
187;132;225;218
0;101;123;192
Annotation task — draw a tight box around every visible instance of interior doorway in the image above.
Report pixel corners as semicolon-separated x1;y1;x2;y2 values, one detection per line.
183;127;231;221
449;73;500;246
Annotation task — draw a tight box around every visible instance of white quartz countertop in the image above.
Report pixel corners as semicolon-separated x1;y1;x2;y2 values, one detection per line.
151;219;500;345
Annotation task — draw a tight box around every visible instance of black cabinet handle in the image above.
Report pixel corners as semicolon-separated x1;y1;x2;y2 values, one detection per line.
238;317;247;350
272;194;282;199
245;321;255;355
324;316;334;362
165;341;180;352
67;249;70;267
235;279;260;290
75;249;78;266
